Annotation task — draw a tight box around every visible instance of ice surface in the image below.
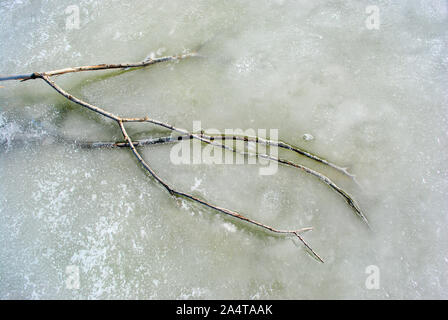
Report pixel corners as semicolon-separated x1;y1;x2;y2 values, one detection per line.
0;0;447;299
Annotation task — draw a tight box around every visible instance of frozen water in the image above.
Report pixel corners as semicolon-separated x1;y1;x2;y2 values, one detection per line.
0;0;447;299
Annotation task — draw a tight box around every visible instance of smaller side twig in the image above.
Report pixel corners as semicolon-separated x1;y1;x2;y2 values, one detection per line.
117;120;324;262
121;118;370;227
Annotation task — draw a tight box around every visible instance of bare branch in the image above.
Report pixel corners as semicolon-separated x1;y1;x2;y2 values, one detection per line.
1;52;371;262
71;132;354;181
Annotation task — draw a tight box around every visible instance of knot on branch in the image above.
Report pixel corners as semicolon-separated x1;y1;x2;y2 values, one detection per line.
30;72;41;79
19;72;42;82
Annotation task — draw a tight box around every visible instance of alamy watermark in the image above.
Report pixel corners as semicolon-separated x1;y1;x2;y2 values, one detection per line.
365;5;380;30
169;121;279;176
65;265;80;289
365;265;380;289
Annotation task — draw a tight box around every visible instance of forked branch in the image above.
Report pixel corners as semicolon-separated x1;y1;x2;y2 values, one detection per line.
0;52;370;262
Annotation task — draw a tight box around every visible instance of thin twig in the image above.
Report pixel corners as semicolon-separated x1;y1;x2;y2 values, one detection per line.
206;134;357;180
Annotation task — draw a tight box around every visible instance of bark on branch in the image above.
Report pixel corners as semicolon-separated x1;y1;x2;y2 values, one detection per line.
0;52;371;262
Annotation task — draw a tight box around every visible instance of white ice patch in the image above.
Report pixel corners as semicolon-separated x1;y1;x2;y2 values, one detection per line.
190;177;202;192
0;113;22;149
234;56;256;74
